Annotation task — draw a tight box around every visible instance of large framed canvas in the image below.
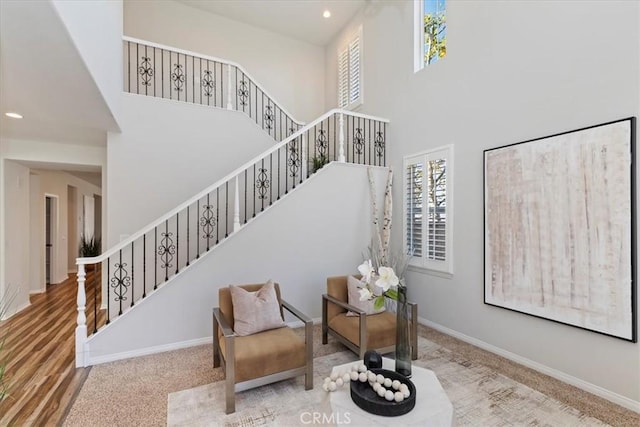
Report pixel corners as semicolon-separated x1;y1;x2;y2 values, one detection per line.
483;117;636;342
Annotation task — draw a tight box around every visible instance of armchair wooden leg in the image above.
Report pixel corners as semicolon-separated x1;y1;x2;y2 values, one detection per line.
321;297;328;345
225;337;236;414
305;320;313;390
213;315;220;368
358;313;367;360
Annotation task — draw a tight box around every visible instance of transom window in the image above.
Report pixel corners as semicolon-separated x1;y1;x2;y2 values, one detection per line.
414;0;447;72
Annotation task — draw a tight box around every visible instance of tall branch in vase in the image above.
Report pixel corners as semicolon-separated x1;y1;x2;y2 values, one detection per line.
367;167;393;267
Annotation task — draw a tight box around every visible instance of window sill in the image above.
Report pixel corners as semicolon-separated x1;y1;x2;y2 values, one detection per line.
407;264;453;279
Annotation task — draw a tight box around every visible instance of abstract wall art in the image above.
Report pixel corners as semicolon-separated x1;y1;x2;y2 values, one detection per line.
484;117;636;341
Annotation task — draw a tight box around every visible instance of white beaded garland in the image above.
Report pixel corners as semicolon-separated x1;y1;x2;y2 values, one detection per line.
323;365;411;404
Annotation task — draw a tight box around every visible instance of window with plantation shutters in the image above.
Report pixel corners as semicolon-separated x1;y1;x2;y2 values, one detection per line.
338;28;362;109
404;146;454;275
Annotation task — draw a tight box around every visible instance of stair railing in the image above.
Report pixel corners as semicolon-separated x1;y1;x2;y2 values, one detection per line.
123;36;305;141
75;108;388;367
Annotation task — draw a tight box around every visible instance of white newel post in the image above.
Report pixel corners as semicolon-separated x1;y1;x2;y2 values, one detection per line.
233;175;241;232
75;263;87;367
226;64;233;110
338;113;346;163
301;132;308;177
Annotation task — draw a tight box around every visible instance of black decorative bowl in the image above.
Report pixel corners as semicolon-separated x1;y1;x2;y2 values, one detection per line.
350;368;416;416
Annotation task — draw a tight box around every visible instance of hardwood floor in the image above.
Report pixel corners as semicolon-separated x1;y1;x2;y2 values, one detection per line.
0;268;104;426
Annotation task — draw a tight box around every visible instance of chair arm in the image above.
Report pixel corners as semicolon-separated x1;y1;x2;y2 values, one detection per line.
213;307;235;337
322;294;366;315
282;300;312;325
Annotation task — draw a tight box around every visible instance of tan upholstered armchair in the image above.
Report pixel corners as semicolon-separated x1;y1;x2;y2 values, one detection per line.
213;283;313;414
322;275;418;360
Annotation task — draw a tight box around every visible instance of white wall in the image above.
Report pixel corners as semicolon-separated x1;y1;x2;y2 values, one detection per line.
123;0;325;123
52;0;123;127
85;163;387;362
325;0;640;407
106;93;278;248
2;160;31;318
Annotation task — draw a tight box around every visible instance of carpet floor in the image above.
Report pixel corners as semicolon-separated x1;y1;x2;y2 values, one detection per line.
64;325;639;426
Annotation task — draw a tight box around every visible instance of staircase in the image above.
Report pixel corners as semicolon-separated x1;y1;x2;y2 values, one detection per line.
75;38;389;367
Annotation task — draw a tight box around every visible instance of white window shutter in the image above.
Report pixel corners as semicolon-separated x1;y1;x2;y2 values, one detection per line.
348;37;360;104
337;30;361;109
338;47;349;108
405;159;423;258
404;146;453;275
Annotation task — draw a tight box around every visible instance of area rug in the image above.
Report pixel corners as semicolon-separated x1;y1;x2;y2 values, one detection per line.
167;337;609;426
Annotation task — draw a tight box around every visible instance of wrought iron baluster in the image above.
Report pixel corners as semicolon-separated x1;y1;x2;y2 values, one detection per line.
277;145;281;200
225;182;229;238
244;169;248;224
186;206;190;266
136;43;140;94
111;249;131;316
197;200;201;257
269;154;273;206
107;257;111;324
131;242;135;307
143;234;147;298
216;189;220;243
154;227;158;290
176;213;179;275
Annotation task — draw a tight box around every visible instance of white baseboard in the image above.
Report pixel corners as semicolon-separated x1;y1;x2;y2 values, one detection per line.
88;336;213;366
418;317;640;413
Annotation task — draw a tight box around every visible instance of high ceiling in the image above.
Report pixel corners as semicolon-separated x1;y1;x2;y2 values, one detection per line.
0;0;118;146
175;0;365;46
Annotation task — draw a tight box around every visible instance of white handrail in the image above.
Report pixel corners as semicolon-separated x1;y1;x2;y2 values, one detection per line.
76;108;389;266
123;36;305;126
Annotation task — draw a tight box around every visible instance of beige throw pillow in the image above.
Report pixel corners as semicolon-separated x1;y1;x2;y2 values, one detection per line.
346;275;386;316
230;281;285;336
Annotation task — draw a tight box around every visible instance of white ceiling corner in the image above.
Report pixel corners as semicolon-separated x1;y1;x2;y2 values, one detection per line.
175;0;366;46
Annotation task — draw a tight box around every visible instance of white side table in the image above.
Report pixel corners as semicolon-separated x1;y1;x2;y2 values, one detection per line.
329;357;454;426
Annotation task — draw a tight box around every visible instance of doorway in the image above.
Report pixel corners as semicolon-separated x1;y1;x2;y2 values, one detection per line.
45;194;58;286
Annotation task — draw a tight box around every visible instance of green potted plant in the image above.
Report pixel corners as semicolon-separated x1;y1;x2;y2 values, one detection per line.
311;154;328;173
79;234;101;271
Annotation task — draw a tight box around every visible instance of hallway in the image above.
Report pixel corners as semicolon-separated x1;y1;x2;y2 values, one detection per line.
0;269;103;426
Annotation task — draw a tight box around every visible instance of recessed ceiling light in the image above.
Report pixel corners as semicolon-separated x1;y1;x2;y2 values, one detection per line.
5;112;23;119
323;10;331;18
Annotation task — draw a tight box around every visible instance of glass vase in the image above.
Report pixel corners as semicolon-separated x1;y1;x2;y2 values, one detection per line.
395;285;412;378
